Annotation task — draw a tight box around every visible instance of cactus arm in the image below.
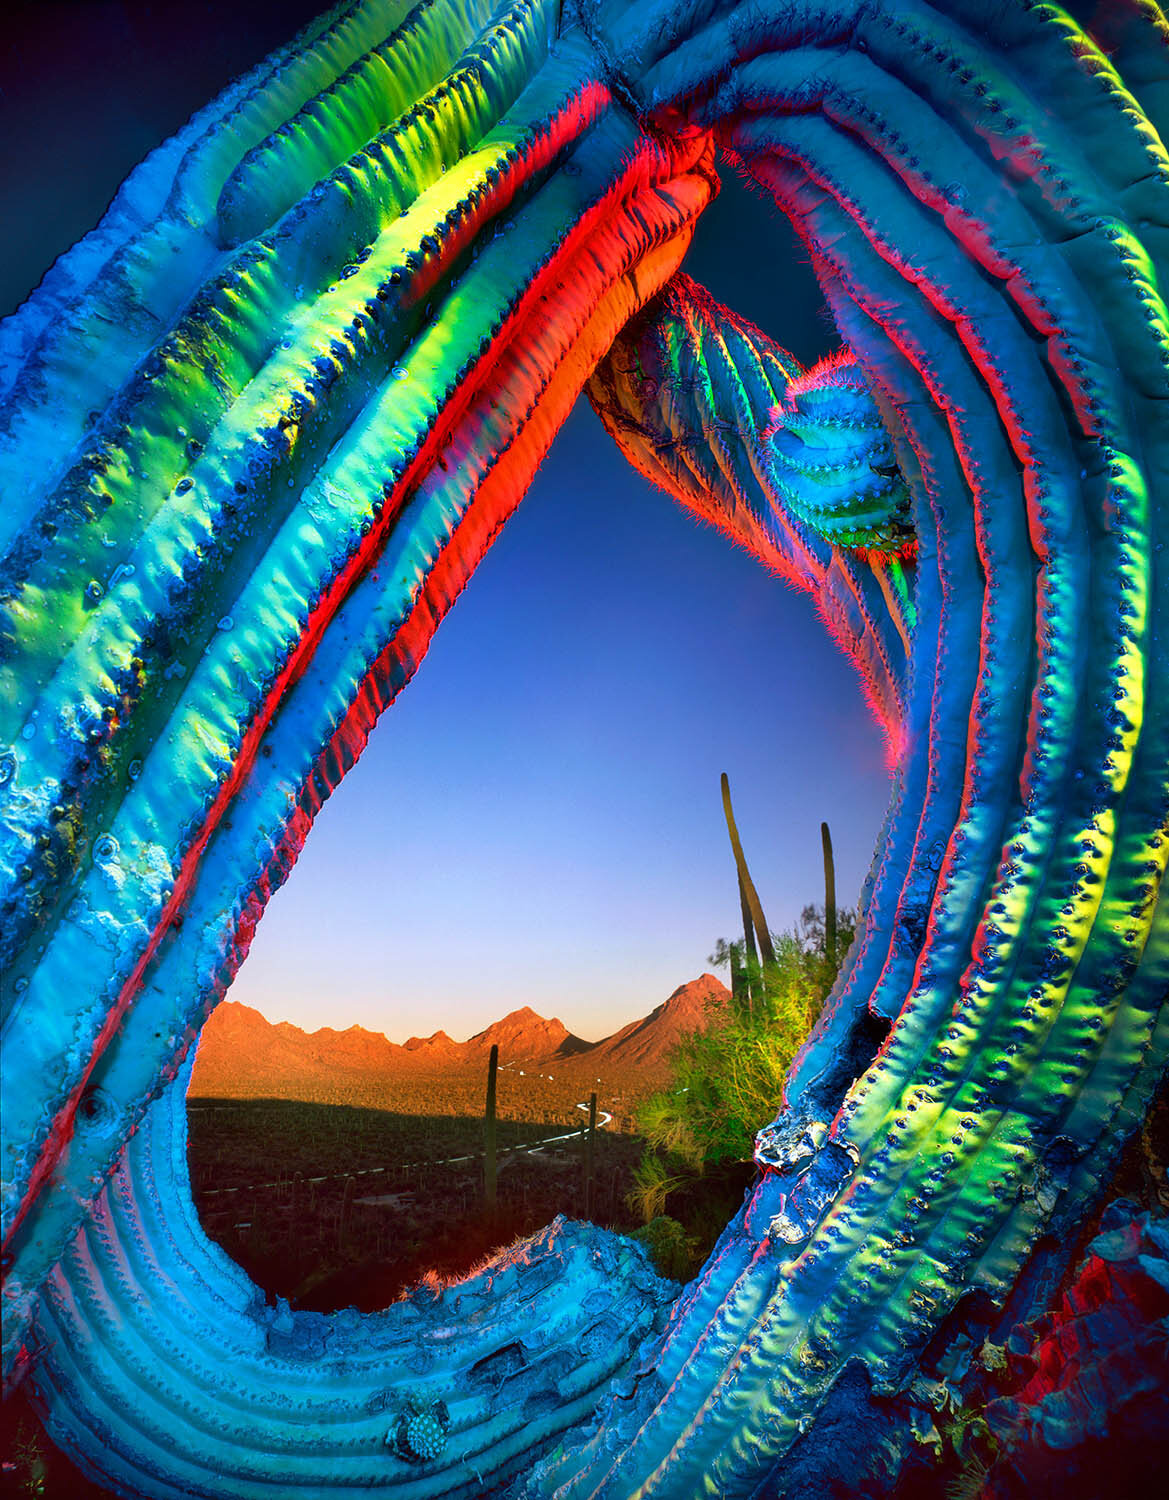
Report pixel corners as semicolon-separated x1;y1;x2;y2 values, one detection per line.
586;270;915;744
1;5;718;1359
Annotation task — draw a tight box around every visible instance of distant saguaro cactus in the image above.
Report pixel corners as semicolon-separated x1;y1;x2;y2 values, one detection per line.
289;1171;302;1248
737;873;761;1010
721;774;775;967
485;1044;498;1210
584;1092;597;1218
337;1175;354;1256
821;822;837;971
722;773;777;1008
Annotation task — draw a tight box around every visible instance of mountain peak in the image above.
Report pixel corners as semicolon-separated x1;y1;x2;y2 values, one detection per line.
573;973;731;1079
495;1005;546;1026
403;1029;456;1051
468;1006;587;1061
662;973;728;1012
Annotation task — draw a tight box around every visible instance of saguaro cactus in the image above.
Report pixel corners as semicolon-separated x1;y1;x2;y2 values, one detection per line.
485;1042;499;1211
1;2;1165;1496
583;1091;597;1218
337;1173;355;1256
721;771;777;972
821;820;837;972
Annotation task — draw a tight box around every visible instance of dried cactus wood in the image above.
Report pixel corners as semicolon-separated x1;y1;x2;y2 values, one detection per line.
1;0;1166;1496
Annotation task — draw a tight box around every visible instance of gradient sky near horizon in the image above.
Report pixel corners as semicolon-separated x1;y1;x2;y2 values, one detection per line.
3;0;892;1044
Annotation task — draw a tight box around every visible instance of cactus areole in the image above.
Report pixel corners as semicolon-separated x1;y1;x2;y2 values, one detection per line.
1;0;1166;1495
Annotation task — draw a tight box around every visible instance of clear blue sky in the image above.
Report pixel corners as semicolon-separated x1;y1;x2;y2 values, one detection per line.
4;1;891;1043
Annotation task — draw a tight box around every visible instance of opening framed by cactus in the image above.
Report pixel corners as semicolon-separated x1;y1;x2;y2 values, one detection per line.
2;1;1167;1497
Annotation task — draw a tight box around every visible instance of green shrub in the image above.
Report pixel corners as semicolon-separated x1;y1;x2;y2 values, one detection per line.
629;1216;693;1281
631;903;853;1226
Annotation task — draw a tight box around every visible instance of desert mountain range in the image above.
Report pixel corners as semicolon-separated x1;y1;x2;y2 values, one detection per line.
190;973;729;1105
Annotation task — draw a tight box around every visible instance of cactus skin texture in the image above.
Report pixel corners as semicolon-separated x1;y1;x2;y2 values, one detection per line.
1;0;1166;1496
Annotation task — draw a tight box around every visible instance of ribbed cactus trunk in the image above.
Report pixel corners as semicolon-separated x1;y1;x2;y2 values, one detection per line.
484;1043;498;1212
